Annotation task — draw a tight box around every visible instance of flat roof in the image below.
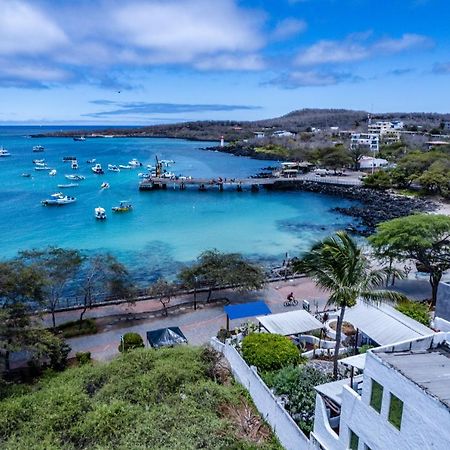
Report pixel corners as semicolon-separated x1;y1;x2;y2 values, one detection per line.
339;353;367;371
377;343;450;409
224;300;271;321
257;309;323;335
315;375;364;406
343;301;434;346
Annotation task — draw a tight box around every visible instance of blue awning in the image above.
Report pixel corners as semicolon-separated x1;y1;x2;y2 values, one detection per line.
224;301;271;321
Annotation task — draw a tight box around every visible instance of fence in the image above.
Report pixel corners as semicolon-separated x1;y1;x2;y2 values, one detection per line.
211;338;309;450
300;174;362;186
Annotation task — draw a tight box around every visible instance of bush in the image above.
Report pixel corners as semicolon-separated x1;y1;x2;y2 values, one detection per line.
241;333;302;371
118;333;144;352
76;352;91;365
358;344;375;354
56;319;97;338
396;301;430;326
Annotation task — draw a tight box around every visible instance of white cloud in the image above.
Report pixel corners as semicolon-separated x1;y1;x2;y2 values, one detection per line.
373;33;431;53
272;18;307;41
194;54;265;71
267;70;358;88
0;0;67;55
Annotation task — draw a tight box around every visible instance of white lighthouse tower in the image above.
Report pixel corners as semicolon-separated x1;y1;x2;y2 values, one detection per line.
220;136;224;147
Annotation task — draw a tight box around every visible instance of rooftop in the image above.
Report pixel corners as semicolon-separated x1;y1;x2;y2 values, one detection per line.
377;342;450;409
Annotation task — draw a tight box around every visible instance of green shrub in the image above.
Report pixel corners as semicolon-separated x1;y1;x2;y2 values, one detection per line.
396;301;430;326
56;319;97;338
76;352;91;365
359;344;375;354
241;333;302;371
119;332;144;352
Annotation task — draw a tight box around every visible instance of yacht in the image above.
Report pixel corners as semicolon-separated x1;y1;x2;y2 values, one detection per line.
128;158;141;167
95;207;107;220
71;160;79;170
65;174;85;181
91;163;104;174
108;164;120;172
32;145;45;152
49;169;57;176
0;146;11;157
33;159;45;164
41;192;76;206
112;201;132;212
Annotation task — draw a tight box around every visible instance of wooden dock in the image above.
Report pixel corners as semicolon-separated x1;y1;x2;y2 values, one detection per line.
139;174;362;192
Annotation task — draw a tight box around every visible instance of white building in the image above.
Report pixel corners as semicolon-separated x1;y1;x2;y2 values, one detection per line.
309;333;450;450
359;156;389;171
368;121;401;143
350;133;379;153
273;130;295;137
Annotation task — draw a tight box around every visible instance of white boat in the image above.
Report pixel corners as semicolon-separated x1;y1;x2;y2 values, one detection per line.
161;159;175;166
35;161;46;167
161;171;175;179
65;174;85;181
73;136;86;141
119;164;132;169
57;183;79;188
95;207;107;220
35;166;52;171
86;159;96;164
32;145;45;152
0;146;11;157
128;158;141;167
138;172;150;179
100;182;110;189
108;164;120;172
92;163;104;174
41;192;76;206
33;159;45;164
71;160;79;170
49;169;57;176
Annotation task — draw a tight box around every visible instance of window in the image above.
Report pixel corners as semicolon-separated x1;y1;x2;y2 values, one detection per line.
349;428;359;450
370;379;383;413
388;393;404;430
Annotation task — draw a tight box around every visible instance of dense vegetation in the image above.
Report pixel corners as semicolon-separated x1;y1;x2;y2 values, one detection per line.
0;346;281;450
396;301;430;326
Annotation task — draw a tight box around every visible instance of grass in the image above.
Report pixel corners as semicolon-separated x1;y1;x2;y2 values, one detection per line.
55;319;98;338
0;346;281;450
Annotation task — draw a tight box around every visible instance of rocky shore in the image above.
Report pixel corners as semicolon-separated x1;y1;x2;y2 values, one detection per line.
266;180;437;235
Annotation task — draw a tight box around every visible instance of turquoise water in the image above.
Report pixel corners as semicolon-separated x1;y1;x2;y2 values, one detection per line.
0;127;357;282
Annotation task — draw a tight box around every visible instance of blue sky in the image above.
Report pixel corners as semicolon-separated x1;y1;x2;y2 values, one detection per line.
0;0;449;124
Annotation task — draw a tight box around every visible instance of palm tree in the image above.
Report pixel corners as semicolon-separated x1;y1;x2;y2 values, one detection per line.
294;231;404;379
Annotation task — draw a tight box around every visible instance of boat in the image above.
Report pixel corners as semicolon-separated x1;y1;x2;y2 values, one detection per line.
87;159;96;164
32;145;45;152
41;192;76;206
35;166;52;171
118;164;132;169
91;163;104;174
49;169;57;176
108;164;120;172
33;159;45;164
65;174;85;181
95;207;107;220
0;146;11;157
21;173;31;178
138;172;150;179
63;156;77;162
112;201;132;212
73;136;86;141
71;160;79;170
161;171;175;179
161;159;175;166
100;182;110;189
128;158;141;167
57;183;79;188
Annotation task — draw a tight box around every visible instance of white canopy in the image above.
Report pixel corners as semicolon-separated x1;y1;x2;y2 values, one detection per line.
343;301;434;346
257;310;323;336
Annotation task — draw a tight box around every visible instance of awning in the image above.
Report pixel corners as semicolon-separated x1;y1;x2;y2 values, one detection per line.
224;300;271;321
343;301;434;346
339;353;367;371
257;310;323;335
146;327;188;349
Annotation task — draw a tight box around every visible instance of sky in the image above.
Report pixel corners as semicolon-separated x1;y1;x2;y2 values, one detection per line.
0;0;449;125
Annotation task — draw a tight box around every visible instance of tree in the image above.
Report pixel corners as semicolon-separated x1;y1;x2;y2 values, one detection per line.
20;247;84;328
314;146;352;172
178;250;266;303
118;332;144;352
147;278;178;316
349;146;367;170
369;214;450;306
294;231;402;378
79;254;134;323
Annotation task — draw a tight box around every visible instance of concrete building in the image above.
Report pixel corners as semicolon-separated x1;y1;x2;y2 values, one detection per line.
436;280;450;322
350;133;379;153
273;130;295;137
309;333;450;450
368;121;401;143
358;156;388;171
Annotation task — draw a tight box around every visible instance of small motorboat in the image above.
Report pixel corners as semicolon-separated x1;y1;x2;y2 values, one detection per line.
112;201;132;212
32;145;45;152
71;160;79;170
41;192;76;206
161;159;175;166
100;182;110;189
161;171;175;179
21;173;31;178
95;207;107;220
35;166;52;171
65;174;85;181
87;159;96;164
33;159;45;164
58;183;79;188
92;163;104;174
0;147;11;157
138;172;150;179
128;158;141;167
108;164;120;172
49;169;57;176
73;136;86;141
63;156;77;162
119;164;132;169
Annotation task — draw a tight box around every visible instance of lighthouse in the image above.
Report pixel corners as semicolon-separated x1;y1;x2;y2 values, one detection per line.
220;136;224;147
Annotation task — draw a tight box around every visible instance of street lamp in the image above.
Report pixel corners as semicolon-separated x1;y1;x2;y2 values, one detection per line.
193;275;198;311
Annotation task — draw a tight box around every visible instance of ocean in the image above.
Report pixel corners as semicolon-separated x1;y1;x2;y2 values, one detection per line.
0;126;357;283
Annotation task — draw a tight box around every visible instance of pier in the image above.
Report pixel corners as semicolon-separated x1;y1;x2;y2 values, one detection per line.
139;174;362;192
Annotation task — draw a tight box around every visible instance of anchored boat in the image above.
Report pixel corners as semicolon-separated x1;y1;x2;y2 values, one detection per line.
108;164;120;172
0;146;11;157
92;163;104;174
41;192;76;206
95;207;107;220
112;201;132;212
32;145;45;152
